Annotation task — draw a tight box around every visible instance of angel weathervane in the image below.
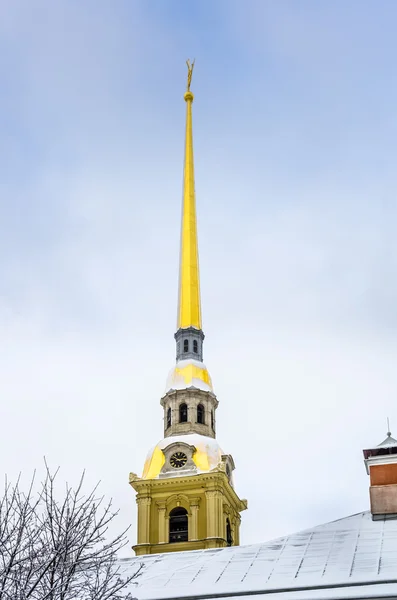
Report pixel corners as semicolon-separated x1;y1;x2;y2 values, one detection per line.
186;59;195;91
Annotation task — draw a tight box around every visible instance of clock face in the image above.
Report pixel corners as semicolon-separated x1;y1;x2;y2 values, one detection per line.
170;451;188;468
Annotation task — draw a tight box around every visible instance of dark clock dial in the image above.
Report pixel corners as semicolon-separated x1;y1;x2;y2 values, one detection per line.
170;452;188;468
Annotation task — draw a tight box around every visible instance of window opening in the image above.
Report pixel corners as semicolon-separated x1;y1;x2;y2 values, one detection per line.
167;407;171;429
211;410;214;430
193;340;198;353
183;339;189;353
226;518;233;546
169;507;188;543
197;404;205;425
179;403;188;423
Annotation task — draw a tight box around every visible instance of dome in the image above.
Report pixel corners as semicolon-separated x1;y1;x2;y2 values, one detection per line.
142;433;223;480
165;359;213;394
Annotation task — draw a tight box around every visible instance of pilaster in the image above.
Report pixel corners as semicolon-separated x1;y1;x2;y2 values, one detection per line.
189;497;200;541
205;489;223;538
136;495;152;545
156;500;167;544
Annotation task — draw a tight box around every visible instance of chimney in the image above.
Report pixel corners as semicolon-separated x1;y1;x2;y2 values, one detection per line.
363;431;397;520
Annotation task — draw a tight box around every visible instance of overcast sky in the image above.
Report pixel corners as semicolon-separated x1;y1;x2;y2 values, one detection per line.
1;0;397;555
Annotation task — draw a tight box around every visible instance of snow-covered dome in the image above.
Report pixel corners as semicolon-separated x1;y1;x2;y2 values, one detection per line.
165;359;213;393
142;433;223;480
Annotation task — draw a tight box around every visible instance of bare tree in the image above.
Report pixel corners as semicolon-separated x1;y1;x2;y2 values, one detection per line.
0;464;141;599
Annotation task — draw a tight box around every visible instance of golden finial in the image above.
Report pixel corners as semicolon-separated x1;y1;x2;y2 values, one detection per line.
186;59;195;92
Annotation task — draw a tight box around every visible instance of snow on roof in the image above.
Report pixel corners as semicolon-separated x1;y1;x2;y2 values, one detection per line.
141;433;225;480
120;511;397;600
165;359;213;393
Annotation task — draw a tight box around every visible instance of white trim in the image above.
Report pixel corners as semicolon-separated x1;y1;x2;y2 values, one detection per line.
365;454;397;474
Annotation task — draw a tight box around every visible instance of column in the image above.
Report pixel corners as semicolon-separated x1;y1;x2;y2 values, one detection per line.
189;498;200;541
157;501;167;543
205;490;223;538
205;490;216;538
136;496;152;544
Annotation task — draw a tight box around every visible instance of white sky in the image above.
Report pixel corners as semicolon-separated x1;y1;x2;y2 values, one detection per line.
1;1;397;555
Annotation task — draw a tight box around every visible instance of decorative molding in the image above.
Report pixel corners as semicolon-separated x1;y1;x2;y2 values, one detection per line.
189;497;201;507
136;496;152;506
160;387;218;406
165;493;191;515
131;471;247;514
221;454;236;471
160;442;197;477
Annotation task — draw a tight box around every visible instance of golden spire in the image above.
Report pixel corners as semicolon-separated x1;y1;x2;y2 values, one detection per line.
177;59;202;330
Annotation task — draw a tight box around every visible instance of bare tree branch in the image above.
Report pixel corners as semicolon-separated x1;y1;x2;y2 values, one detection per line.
0;463;140;599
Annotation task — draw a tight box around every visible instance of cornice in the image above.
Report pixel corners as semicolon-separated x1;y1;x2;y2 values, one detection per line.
130;471;247;512
160;387;218;406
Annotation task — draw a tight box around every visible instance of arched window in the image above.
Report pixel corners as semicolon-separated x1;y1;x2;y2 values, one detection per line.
211;410;214;430
226;518;233;546
169;507;188;543
197;404;205;425
183;339;189;353
179;403;188;423
193;339;198;354
166;407;171;429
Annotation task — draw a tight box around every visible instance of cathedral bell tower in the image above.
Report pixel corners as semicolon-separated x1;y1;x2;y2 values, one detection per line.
129;61;247;556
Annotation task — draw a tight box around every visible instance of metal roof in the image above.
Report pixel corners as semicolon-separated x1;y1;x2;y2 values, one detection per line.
377;433;397;448
121;511;397;600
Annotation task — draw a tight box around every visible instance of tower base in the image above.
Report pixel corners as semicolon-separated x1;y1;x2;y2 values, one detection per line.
129;470;247;556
